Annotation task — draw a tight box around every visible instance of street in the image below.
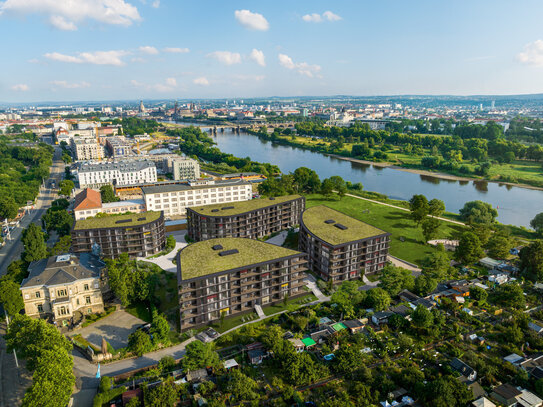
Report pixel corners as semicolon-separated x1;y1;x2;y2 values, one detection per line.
0;146;64;276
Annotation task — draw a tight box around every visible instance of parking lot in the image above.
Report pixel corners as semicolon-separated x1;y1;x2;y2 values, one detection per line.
73;310;146;350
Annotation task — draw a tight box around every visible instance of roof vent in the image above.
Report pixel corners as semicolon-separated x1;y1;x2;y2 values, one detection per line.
324;219;336;224
56;254;70;262
212;244;223;251
211;209;219;213
137;217;146;221
334;223;348;230
219;249;239;257
222;206;234;210
115;219;132;224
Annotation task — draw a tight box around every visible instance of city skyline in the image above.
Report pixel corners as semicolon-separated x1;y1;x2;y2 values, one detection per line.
3;0;543;102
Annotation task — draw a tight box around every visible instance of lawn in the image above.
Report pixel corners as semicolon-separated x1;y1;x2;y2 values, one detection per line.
210;311;260;333
304;194;466;265
262;293;317;316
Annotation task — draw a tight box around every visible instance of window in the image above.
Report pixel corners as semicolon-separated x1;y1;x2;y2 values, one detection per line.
85;296;91;304
57;289;67;297
37;304;44;313
35;291;41;298
87;308;92;314
84;284;89;291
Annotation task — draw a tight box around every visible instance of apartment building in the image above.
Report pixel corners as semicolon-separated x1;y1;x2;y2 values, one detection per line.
299;205;390;283
187;195;304;241
20;253;104;326
77;160;157;189
177;238;307;331
71;211;165;258
71;137;105;161
168;156;201;180
73;188;146;220
142;179;252;219
105;136;133;158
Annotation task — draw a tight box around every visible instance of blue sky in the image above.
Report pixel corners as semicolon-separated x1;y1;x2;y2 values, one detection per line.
2;0;543;102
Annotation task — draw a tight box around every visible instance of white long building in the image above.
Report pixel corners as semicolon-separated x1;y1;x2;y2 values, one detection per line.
77;160;157;189
142;179;252;219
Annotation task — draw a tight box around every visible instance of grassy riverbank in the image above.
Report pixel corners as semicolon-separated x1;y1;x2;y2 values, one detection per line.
254;131;543;190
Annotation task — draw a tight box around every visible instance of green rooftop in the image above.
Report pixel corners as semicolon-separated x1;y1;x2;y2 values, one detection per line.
73;211;162;230
189;195;303;217
301;337;316;347
332;322;347;332
178;237;302;280
302;205;387;246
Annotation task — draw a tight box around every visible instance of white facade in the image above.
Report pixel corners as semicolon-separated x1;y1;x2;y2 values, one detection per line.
71;137;105;161
168;156;201;180
143;180;252;218
74;199;146;220
77;160;157;189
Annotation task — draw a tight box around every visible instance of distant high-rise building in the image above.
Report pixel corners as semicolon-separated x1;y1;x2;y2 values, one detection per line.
139;100;145;113
491;100;495;110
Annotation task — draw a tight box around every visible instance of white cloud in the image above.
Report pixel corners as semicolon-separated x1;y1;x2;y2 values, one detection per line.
207;51;241;65
50;80;90;89
151;0;160;8
44;50;129;66
193;77;209;86
11;84;29;91
234;9;269;31
165;77;177;87
249;48;266;67
49;15;77;30
278;53;321;77
139;46;159;55
0;0;141;30
163;47;189;54
302;13;322;23
233;74;265;82
131;77;177;92
323;11;341;21
518;40;543;67
302;11;342;23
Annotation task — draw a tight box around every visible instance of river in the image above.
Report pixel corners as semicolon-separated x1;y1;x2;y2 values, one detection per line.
198;128;542;228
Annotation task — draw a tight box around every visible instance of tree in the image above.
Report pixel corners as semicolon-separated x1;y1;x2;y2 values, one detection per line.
459;200;498;225
331;281;365;318
227;369;259;401
366;287;391;311
0;279;24;316
150;311;171;345
333;345;364;378
486;234;514;259
469;286;488;304
422;250;453;280
536;378;543;398
143;380;178;407
127;330;153;357
531;213;543;235
50;235;72;256
428;199;445;217
0;195;18;220
378;265;414;296
158;356;177;374
329;175;347;198
455;232;484;264
42;208;74;236
22;223;47;263
182;341;220;371
423;376;473;407
414;274;437;296
292;167;321;193
493;283;526;309
58;179;74;196
421;218;440;242
320;178;334;198
409;195;429;225
100;185;119;203
412;305;433;329
284;352;323;386
519;241;543;282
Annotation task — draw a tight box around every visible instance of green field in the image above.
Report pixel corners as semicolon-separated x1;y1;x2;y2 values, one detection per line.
304;194;466;265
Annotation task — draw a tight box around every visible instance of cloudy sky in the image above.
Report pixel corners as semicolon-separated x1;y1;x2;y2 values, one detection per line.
2;0;543;102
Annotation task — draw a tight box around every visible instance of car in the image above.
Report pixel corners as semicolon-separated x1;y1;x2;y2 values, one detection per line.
195;332;212;343
137;323;151;333
204;328;219;339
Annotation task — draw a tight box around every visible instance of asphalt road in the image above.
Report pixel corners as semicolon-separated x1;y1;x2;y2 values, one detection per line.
0;146;64;276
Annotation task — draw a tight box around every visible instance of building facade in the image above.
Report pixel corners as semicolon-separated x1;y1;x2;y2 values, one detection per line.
71;137;105;161
20;253;105;326
71;211;165;258
77;160;157;189
74;188;146;220
187;195;304;241
177;238;307;331
168;156;201;180
105;136;133;158
142;179;252;219
299;205;390;283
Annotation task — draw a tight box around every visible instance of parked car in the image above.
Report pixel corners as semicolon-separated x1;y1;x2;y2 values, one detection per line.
195;332;212;343
204;328;219;339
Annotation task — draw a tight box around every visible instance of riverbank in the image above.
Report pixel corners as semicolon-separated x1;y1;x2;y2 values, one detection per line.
328;154;543;191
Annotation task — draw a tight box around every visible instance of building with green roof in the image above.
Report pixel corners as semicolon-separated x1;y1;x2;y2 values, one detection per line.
177;237;307;331
299;205;390;283
71;211;165;259
186;195;304;241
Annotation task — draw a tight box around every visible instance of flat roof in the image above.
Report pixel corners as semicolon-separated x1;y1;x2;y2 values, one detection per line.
189;195;302;217
301;337;316;347
178;237;302;280
73;211;162;230
142;179;251;195
301;205;388;246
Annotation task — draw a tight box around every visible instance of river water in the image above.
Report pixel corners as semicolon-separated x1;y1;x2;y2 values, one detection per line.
200;128;543;228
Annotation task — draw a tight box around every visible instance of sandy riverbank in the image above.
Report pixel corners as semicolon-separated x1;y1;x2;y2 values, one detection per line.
328;154;543;192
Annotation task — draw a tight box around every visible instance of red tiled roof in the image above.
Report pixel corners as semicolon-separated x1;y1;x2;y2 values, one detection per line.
74;188;102;211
